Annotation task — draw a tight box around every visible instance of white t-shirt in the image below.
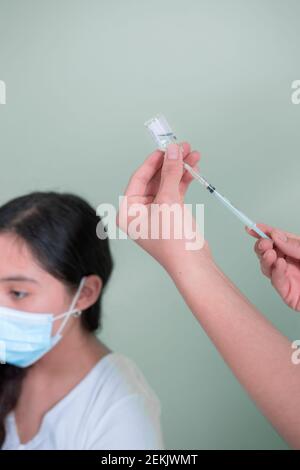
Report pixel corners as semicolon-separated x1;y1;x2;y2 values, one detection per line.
2;352;164;450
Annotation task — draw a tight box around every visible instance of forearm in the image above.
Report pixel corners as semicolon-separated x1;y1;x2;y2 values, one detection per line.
165;250;300;448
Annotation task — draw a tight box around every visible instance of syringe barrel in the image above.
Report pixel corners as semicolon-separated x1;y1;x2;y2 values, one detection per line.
212;190;255;227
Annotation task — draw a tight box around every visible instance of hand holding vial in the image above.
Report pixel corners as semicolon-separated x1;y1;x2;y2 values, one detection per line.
116;142;212;272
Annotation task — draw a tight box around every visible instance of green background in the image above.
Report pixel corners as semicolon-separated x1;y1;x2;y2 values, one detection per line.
0;0;299;450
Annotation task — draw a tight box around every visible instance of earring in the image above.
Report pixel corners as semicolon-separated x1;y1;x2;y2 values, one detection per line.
73;309;82;318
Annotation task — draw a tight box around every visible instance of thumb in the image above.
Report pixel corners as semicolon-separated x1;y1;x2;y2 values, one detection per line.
271;229;300;259
157;143;184;201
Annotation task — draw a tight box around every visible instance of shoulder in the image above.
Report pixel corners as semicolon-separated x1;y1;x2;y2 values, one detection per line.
101;353;160;400
83;352;163;450
88;352;161;417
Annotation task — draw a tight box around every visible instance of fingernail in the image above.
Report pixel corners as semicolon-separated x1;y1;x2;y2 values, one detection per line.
167;143;178;159
273;230;287;242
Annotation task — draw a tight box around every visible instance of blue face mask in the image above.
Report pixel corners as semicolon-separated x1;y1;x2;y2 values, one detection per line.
0;277;86;368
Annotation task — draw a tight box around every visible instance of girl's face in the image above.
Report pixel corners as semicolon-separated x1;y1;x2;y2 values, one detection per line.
0;232;77;335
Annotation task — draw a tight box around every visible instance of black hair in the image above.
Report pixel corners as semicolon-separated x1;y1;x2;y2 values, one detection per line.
0;191;113;447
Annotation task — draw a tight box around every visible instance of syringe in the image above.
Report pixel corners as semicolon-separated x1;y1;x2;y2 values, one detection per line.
144;114;270;240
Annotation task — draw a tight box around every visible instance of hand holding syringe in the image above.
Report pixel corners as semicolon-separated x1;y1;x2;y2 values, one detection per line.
144;114;270;240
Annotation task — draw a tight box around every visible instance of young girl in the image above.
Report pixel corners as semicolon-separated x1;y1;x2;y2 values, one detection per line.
0;191;163;450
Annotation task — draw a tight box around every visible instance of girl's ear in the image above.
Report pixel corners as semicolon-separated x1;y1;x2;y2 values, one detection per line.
77;275;103;311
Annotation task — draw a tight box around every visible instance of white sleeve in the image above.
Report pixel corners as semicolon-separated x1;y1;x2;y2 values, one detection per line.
86;393;164;450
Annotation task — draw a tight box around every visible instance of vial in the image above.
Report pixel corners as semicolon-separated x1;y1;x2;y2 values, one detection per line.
144;114;178;150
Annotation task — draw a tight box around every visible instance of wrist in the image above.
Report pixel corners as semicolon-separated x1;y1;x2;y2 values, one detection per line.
162;239;216;279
